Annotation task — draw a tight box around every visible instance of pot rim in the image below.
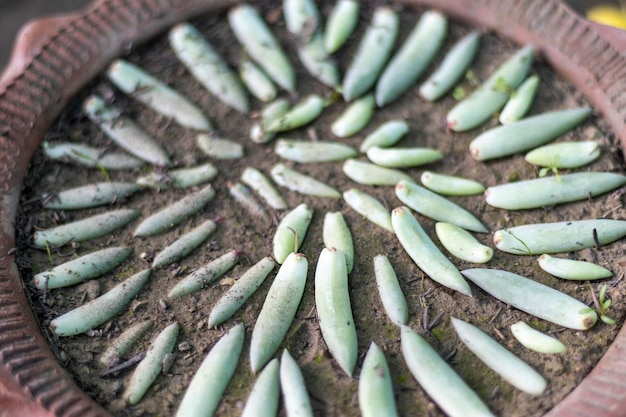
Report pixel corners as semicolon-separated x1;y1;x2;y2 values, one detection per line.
0;1;624;416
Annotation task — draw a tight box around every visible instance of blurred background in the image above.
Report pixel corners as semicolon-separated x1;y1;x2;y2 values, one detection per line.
0;0;621;73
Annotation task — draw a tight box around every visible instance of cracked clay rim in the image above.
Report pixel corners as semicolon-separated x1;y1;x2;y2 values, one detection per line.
0;1;625;416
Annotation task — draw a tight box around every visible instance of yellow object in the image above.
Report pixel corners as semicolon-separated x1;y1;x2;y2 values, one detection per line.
586;4;626;29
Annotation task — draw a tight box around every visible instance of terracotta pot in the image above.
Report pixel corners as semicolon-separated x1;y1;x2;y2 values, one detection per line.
0;1;624;416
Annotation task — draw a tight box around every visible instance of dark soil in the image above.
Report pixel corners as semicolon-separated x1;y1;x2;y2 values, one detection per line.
16;2;626;417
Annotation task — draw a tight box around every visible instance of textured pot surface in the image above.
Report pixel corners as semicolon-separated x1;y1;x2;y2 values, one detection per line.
0;1;624;416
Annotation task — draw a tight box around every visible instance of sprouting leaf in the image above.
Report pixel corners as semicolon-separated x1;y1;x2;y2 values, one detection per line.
600;284;608;303
538;158;561;182
71;149;111;181
493;76;515;95
465;69;479;86
45;241;53;266
586;284;617;326
452;86;467;101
